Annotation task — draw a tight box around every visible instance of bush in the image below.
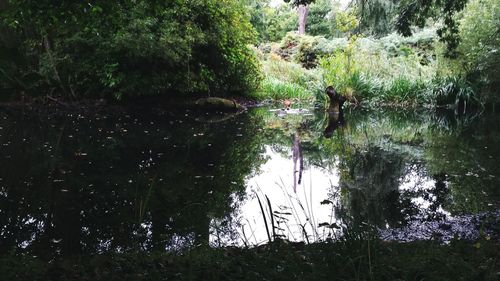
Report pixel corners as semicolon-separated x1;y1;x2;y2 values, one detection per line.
0;0;261;99
253;55;323;101
430;76;479;111
271;28;438;71
276;32;302;61
295;36;322;69
456;0;500;98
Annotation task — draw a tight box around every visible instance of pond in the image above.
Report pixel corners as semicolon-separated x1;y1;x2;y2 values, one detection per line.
0;104;498;259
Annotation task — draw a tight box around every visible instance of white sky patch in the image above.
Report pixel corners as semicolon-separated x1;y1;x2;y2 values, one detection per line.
211;145;341;246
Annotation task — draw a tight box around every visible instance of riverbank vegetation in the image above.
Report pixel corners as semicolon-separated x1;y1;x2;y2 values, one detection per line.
1;0;498;109
249;0;499;110
2;238;498;281
0;0;260;100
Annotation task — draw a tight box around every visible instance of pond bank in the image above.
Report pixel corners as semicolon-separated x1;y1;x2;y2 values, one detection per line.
0;95;264;112
2;239;498;281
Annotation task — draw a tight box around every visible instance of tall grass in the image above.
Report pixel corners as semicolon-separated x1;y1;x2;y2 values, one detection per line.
256;28;484;109
429;76;480;111
253;77;312;100
320;47;481;108
251;55;323;101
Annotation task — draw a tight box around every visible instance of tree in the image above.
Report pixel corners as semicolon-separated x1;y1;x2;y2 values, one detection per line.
243;0;270;42
395;0;469;56
0;0;261;99
297;4;310;34
287;0;470;55
284;0;316;7
243;0;298;42
307;0;337;37
285;0;316;35
456;0;500;95
355;0;397;36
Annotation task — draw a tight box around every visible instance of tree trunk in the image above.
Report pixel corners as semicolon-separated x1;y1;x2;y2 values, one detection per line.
298;4;309;35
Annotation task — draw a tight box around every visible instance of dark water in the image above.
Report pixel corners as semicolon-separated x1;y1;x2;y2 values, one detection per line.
0;105;499;258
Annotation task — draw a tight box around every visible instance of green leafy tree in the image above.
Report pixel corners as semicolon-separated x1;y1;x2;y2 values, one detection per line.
0;0;261;99
355;0;397;36
266;5;299;41
243;0;271;42
244;0;297;42
288;0;470;54
284;0;316;6
456;0;499;95
307;0;336;36
394;0;469;56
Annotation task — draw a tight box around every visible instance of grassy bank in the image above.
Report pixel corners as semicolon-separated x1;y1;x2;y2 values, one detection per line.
254;28;488;111
250;52;323;102
2;238;498;281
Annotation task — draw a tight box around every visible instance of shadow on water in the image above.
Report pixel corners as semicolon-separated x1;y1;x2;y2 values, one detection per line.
0;105;499;259
0;106;265;258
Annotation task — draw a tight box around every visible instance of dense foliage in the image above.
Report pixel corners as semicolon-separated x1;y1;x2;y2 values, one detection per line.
285;0;471;55
455;0;499;97
0;0;261;99
249;0;498;108
355;0;397;36
394;0;468;56
245;0;298;43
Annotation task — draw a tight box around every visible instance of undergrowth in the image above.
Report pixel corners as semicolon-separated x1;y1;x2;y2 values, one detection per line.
251;54;323;101
2;238;498;281
256;28;485;110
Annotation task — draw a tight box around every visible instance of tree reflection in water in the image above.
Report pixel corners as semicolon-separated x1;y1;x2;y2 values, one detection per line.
0;107;265;258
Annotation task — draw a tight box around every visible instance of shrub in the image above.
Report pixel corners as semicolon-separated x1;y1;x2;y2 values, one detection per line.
319;51;355;95
295;36;322;69
254;56;323;101
254;77;311;100
0;0;261;99
430;77;480;111
272;28;438;71
456;0;500;98
277;32;302;61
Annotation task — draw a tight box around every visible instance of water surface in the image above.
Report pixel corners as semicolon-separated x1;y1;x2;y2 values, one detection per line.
0;105;498;258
